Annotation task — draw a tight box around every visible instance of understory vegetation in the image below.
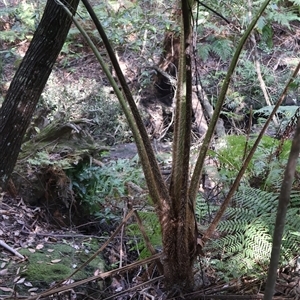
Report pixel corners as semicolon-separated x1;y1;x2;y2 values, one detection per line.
1;0;300;297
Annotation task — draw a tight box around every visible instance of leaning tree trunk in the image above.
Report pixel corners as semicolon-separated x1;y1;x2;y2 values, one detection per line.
0;0;80;190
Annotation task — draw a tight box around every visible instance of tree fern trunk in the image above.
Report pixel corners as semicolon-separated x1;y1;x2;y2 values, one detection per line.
162;212;196;290
162;0;197;291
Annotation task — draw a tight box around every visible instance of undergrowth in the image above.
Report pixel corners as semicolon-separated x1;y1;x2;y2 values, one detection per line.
125;133;300;279
204;187;300;281
209;134;294;189
196;133;300;281
127;211;162;259
68;158;145;221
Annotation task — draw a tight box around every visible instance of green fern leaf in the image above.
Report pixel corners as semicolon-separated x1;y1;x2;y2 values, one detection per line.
206;186;300;279
197;43;211;62
211;39;233;62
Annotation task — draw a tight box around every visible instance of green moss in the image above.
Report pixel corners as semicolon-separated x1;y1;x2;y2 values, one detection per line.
18;243;105;284
22;262;72;282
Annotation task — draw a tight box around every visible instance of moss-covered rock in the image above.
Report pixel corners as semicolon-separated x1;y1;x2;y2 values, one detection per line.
18;242;105;285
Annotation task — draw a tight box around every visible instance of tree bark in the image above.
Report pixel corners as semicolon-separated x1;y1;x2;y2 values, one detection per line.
0;0;80;189
264;119;300;299
162;0;197;292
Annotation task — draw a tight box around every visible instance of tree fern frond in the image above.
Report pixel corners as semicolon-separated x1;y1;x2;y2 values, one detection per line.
211;39;233;62
213;233;244;254
245;235;272;260
206;186;300;279
234;188;278;214
218;219;248;233
197;43;211;62
269;10;300;28
225;207;255;220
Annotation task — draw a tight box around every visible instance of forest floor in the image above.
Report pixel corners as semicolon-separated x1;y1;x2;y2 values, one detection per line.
1;193;297;299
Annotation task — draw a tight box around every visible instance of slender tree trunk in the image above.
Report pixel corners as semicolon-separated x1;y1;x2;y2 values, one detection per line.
264;119;300;299
0;0;80;189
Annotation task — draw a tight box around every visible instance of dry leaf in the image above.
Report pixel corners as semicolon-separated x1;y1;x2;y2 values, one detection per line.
36;244;44;250
62;279;74;285
51;259;61;263
0;269;8;275
24;281;33;287
0;287;14;292
16;278;25;284
0;262;6;268
13;276;20;283
28;287;39;292
28;248;35;253
47;249;54;252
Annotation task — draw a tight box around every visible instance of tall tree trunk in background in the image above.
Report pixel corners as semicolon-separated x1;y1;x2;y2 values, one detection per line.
0;0;80;190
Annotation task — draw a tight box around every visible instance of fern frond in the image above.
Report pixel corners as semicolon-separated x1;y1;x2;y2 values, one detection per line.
234;188;278;214
127;211;162;258
213;232;244;254
225;207;255;221
197;43;211;62
244;223;272;260
271;10;300;28
206;186;300;279
218;219;248;233
211;39;233;62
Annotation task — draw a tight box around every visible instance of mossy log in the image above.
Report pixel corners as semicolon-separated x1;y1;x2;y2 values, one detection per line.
18;117;104;161
10;117;108;223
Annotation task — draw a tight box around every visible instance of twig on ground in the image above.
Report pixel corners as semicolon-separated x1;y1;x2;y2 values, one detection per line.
0;239;24;259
